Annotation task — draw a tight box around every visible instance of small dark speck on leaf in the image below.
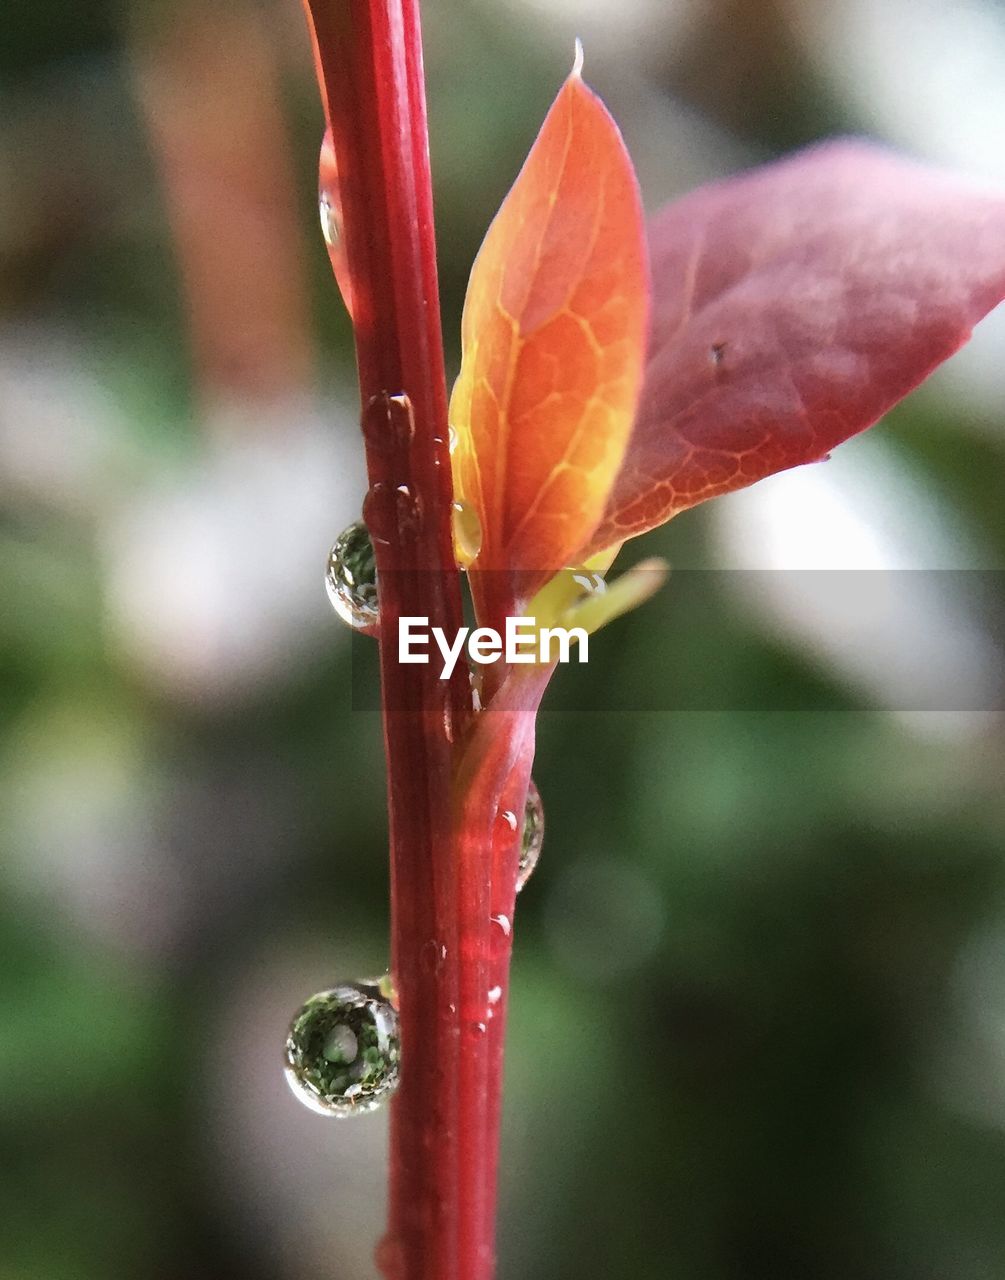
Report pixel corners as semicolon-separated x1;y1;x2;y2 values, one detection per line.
710;343;726;366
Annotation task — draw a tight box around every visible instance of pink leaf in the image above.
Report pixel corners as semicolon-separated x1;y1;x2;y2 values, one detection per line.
587;140;1005;556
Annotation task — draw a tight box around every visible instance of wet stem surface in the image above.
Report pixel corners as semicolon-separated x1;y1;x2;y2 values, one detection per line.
302;2;535;1276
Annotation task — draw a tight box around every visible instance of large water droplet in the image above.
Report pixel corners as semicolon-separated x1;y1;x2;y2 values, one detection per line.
284;983;399;1117
325;521;378;630
517;779;544;892
451;500;482;569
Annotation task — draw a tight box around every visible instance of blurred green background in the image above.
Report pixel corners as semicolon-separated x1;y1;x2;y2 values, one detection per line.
1;1;1004;1277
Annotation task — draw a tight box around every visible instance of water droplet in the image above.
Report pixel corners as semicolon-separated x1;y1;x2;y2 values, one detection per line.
284;983;399;1117
421;939;447;974
376;1233;406;1280
319;191;341;249
469;667;488;714
490;913;511;939
517;779;544;893
362;481;395;546
487;985;502;1004
447;425;458;454
498;808;518;834
318;130;355;318
362;391;415;452
325;521;378;630
451;500;482;569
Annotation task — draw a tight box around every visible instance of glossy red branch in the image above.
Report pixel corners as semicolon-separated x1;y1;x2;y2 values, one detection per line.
301;3;478;1277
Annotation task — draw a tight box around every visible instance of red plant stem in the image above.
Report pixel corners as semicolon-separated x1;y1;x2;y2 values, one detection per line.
301;3;518;1277
459;666;553;1259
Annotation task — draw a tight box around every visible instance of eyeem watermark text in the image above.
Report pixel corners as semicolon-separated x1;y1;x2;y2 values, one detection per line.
399;616;588;679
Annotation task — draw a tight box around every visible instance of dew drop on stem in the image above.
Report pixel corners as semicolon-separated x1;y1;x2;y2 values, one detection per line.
319;190;342;249
361;481;395;547
317;131;354;318
362;391;415;452
284;983;400;1117
420;939;447;974
490;913;511;940
375;1234;406;1280
517;779;544;892
451;499;482;569
325;521;378;630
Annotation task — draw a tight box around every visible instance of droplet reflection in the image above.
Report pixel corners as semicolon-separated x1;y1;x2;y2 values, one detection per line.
284;983;400;1117
325;521;378;630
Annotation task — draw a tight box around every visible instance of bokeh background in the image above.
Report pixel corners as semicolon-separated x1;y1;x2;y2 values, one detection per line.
2;1;1004;1277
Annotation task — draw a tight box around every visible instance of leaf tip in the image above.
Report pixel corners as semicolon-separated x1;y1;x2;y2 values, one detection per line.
571;37;584;80
561;555;669;638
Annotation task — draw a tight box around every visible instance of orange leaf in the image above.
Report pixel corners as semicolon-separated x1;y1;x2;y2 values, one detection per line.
449;58;649;626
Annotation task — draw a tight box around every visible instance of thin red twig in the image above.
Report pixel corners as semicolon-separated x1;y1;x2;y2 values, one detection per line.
301;3;523;1277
